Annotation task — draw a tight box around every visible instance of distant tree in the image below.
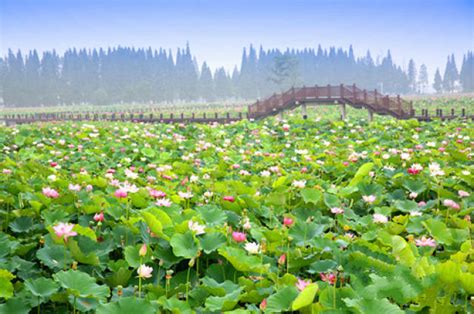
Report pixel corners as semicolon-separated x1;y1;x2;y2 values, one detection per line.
269;54;300;92
214;67;232;99
1;44;427;107
198;62;214;101
442;55;459;93
418;64;428;94
460;51;473;92
433;68;443;93
407;59;417;93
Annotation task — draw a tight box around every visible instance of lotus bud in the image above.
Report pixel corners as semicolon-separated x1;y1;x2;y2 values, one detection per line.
189;257;196;267
72;261;78;270
139;244;147;257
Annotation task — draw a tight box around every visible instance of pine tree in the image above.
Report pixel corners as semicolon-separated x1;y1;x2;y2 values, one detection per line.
407;59;417;93
199;62;214;101
418;64;428;94
460;51;473;92
433;68;443;93
442;55;459;93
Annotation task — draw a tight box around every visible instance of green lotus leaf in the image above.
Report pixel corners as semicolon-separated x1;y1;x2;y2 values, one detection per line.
170;231;199;259
266;286;299;312
53;270;110;300
96;297;155;314
24;277;59;298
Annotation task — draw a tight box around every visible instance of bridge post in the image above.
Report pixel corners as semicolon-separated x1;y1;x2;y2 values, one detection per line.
352;84;357;103
301;103;307;119
368;109;374;122
340;103;347;120
327;84;331;98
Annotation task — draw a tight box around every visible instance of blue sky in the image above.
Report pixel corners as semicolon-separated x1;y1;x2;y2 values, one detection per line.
1;0;473;77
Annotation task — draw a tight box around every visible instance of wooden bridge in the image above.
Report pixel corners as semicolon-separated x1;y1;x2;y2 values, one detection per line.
248;84;413;120
2;84;472;126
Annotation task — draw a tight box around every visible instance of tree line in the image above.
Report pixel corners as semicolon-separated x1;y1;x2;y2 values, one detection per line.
0;44;472;107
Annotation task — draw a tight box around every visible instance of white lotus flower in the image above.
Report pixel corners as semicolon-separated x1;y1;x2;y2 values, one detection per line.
244;242;260;254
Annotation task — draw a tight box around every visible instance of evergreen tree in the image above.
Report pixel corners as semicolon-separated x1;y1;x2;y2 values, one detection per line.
443;55;459;93
407;59;417;93
417;64;428;94
460;51;473;92
433;68;443;93
199;62;214;101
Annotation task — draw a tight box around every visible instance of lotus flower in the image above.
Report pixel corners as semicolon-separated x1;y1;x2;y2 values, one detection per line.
363;195;376;204
415;236;436;247
373;213;388;224
320;272;337;285
296;278;311;291
244;242;260;254
137;264;153;279
188;220;206;235
443;199;460;210
232;231;246;243
114;188;128;198
93;212;104;222
331;207;344;214
53;222;77;241
43;187;59;199
292;180;306;188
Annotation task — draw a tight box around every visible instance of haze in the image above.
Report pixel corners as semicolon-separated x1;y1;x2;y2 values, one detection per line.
1;0;473;77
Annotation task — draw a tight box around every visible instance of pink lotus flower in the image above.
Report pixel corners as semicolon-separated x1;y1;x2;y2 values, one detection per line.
53;222;77;241
68;184;81;192
93;212;104;222
232;231;246;243
114;188;128;198
50;162;58;167
156;198;172;207
415;236;436;247
443;199;460;210
283;217;294;226
296;278;311;291
331;207;344;214
223;196;235;202
373;213;388;224
149;189;166;199
259;298;267;311
320;272;337;285
2;169;12;174
363;195;376;204
137;264;153;279
43;187;59;198
407;167;421;175
458;190;470;198
86;185;93;192
300;167;308;173
139;244;147;257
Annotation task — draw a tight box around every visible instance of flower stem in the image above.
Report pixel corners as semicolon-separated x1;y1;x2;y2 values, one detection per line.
333;279;337;309
186;266;191;302
138;257;142;297
286;239;290;274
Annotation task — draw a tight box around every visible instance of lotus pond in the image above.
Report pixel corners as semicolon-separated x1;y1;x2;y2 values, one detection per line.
0;115;473;313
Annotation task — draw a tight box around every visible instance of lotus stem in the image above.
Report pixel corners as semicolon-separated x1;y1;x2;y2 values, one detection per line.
186;266;191;302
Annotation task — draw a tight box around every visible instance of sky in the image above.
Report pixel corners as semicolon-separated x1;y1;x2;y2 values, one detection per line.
1;0;473;79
